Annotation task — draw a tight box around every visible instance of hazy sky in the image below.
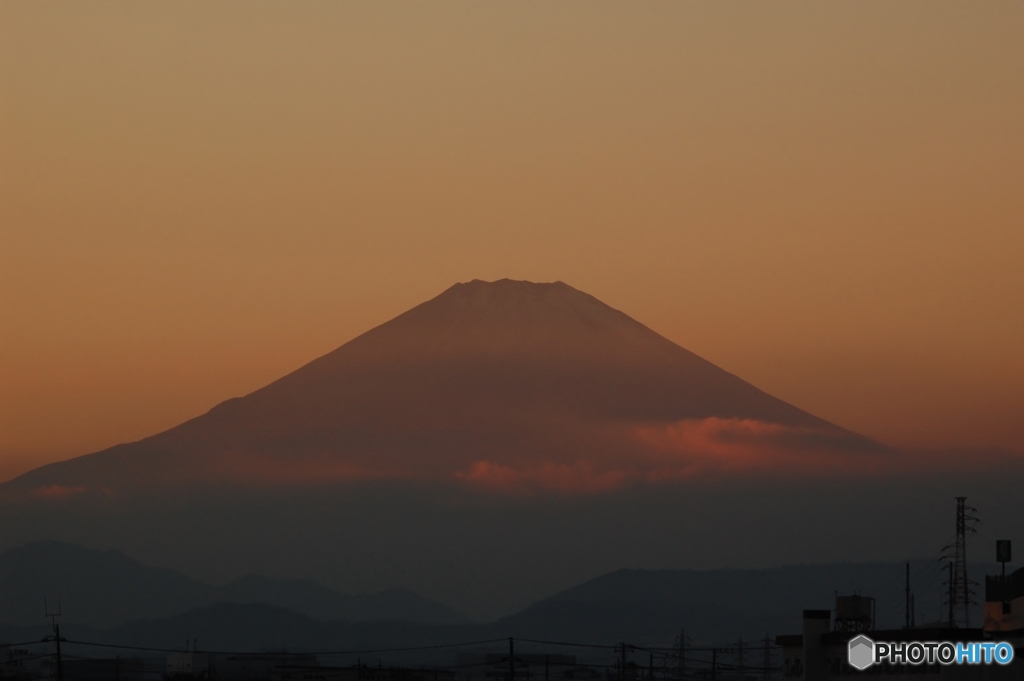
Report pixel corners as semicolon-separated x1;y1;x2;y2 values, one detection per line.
2;1;1022;483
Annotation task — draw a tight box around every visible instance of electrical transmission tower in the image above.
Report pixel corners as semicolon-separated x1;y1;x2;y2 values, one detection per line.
941;497;979;627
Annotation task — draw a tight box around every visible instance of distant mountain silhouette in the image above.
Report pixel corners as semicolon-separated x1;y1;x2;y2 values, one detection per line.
0;542;467;628
217;575;467;625
3;279;881;497
4;556;992;653
99;602;470;656
491;562;990;644
0;542;210;628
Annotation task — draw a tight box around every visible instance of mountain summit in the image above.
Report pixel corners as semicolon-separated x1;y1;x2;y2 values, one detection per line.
5;280;879;496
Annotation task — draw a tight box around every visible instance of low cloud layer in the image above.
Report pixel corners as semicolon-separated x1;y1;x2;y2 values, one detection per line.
19;417;1023;501
451;417;896;494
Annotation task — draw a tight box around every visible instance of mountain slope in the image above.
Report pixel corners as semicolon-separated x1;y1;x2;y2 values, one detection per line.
0;542;467;627
33;561;995;653
493;562;991;644
218;576;468;625
99;602;473;655
3;280;880;497
0;541;211;628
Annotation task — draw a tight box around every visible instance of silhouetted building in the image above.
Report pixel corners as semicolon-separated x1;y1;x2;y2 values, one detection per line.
776;604;1021;680
278;665;455;681
167;652;318;680
0;647;54;680
167;652;211;678
833;595;874;633
65;658;144;681
1;651;144;681
456;654;589;681
985;565;1024;645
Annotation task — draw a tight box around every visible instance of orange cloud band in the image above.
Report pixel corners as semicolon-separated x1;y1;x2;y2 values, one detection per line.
19;418;1022;501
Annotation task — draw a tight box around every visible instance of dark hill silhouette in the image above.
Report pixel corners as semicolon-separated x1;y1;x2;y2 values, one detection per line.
3;556;992;653
217;576;467;625
491;561;990;644
0;541;210;628
3;279;881;496
0;542;467;628
98;602;471;656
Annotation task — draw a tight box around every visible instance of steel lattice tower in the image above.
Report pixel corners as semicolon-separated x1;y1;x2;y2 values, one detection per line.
943;497;979;627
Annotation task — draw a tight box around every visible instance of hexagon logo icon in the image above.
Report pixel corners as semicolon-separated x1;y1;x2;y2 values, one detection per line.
848;635;875;671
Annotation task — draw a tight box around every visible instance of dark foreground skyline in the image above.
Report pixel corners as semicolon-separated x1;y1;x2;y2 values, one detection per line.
0;540;994;644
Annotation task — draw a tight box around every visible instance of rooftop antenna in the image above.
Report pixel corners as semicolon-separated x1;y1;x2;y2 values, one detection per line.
997;540;1012;614
44;596;61;626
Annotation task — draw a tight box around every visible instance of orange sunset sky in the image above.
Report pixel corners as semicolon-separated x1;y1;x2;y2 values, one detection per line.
2;2;1022;484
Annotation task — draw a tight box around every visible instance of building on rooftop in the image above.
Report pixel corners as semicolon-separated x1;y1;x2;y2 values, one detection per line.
1;647;53;680
985;565;1024;646
776;598;1021;680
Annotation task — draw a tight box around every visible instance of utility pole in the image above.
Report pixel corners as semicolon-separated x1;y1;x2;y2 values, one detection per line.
677;629;686;680
54;621;63;681
508;638;515;681
762;635;770;681
736;639;744;677
709;649;716;681
44;598;64;681
905;563;911;629
619;644;627;681
545;654;549;681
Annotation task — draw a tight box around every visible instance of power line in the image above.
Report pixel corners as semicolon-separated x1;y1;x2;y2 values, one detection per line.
0;640;53;648
5;634;784;679
516;638;617;650
60;637;509;657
